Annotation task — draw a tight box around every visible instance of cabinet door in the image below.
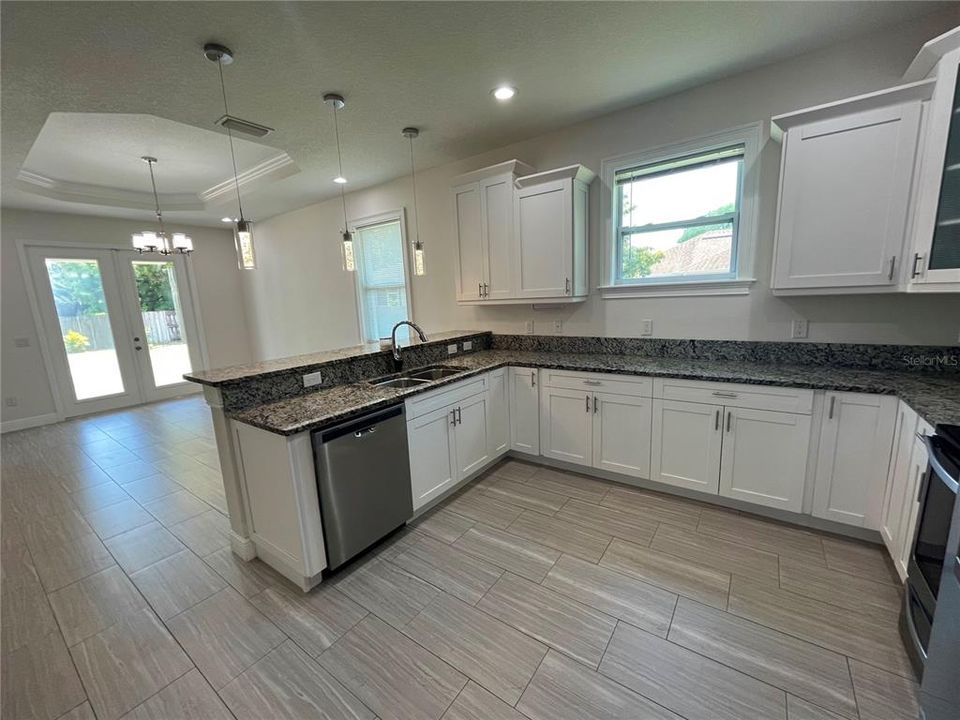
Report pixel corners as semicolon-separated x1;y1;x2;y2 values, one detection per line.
486;369;509;458
514;179;572;298
812;393;898;528
452;182;485;301
455;393;491;479
509;367;540;456
650;399;722;494
718;408;811;512
540;386;592;466
897;426;931;578
592;393;652;479
481;176;515;300
773;102;923;289
407;405;458;510
880;402;918;562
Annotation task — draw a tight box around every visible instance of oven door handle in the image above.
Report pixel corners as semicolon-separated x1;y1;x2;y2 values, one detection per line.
954;556;960;585
924;435;960;494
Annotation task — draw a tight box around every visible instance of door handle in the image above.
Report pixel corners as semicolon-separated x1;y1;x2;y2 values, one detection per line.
531;371;536;387
456;407;462;425
911;253;924;279
593;396;598;413
726;411;732;433
828;396;836;420
712;391;737;398
888;256;897;282
478;283;483;298
916;464;927;503
715;409;720;431
583;380;602;386
565;277;571;295
483;283;489;297
450;409;457;426
585;394;590;412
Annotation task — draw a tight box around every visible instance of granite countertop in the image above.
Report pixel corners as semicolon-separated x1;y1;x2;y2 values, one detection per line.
228;349;960;436
184;330;487;386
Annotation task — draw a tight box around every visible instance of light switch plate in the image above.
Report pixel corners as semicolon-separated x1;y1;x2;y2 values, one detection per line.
303;371;323;388
13;337;30;348
639;319;653;336
791;319;809;339
447;344;458;355
4;397;18;407
462;340;473;351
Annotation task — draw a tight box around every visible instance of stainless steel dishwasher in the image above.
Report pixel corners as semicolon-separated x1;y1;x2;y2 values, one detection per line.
311;403;413;570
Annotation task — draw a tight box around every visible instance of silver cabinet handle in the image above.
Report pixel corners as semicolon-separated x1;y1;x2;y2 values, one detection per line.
531;371;536;387
726;411;732;433
456;407;462;425
888;256;897;281
478;282;483;298
715;409;720;431
484;283;489;297
565;277;571;295
585;394;590;412
450;409;457;426
584;380;602;386
911;253;924;279
593;396;598;413
828;396;836;420
712;391;738;398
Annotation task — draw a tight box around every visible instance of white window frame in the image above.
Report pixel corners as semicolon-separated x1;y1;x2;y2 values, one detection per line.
599;123;764;298
350;209;414;343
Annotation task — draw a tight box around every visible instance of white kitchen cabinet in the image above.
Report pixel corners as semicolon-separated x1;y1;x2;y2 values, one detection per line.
812;392;898;529
487;368;509;458
407;404;458;510
454;392;491;478
509;367;540;456
451;160;535;302
592;392;653;479
650;399;723;494
771;82;932;293
718;407;811;512
514;165;592;300
539;385;593;466
897;423;932;577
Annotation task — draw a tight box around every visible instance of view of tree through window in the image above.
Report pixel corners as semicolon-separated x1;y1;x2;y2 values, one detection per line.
355;219;410;342
616;146;743;282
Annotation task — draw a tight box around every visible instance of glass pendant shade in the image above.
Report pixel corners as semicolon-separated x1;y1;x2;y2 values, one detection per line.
341;230;356;272
413;239;426;276
235;219;256;269
171;233;194;254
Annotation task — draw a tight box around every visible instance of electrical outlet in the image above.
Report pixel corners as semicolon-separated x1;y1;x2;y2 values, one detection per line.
4;397;18;407
13;337;30;348
553;320;563;335
447;344;458;355
525;321;534;335
640;319;653;336
462;340;473;351
302;371;323;388
791;319;809;339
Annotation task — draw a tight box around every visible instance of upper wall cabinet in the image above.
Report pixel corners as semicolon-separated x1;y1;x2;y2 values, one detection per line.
770;81;933;294
905;32;960;289
451;161;594;304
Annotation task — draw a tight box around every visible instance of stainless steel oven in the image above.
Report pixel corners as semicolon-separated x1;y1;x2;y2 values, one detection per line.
901;424;960;677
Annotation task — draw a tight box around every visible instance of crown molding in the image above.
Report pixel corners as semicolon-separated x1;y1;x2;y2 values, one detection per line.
15;170;203;210
199;153;298;204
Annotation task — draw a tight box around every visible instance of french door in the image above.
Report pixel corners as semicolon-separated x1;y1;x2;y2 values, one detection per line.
26;245;203;417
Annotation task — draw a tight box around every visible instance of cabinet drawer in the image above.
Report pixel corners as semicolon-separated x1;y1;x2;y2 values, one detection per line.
653;378;813;414
405;375;488;420
540;370;652;397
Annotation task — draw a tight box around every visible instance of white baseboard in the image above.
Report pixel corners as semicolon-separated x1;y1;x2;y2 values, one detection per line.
1;412;59;434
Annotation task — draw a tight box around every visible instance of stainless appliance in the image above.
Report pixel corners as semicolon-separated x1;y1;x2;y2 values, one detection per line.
901;423;960;678
312;404;413;570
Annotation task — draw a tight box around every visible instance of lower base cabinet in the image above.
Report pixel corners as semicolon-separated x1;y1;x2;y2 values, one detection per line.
651;399;723;494
812;392;898;529
592;392;653;479
487;368;510;457
509;368;540;455
540;385;593;465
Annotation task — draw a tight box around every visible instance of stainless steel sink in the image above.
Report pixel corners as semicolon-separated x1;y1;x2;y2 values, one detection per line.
370;376;431;389
406;365;466;381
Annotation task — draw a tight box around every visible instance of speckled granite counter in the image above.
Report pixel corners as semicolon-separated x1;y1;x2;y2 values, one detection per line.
228;349;960;436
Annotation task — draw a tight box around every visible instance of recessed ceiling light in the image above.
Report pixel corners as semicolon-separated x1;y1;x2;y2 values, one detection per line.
333;176;348;184
492;85;517;101
221;217;234;223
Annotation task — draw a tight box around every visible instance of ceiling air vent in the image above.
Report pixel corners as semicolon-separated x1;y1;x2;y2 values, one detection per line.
216;114;273;138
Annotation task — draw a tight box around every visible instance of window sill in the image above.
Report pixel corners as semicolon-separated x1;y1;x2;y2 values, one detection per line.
599;278;755;299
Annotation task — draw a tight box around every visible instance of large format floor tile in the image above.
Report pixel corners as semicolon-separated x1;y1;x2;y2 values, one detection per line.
130;550;226;619
505;510;612;562
698;507;826;564
518;650;682;720
668;597;858;718
441;682;527;720
334;557;439;628
821;537;900;585
601;486;701;529
779;556;901;620
221;641;374;720
651;522;780;580
104;522;185;575
30;532;116;592
452;525;560;582
320;614;467;720
1;630;87;720
523;467;611;503
848;659;920;720
482;477;568;515
445;490;524;529
600;621;788;720
48;565;149;646
120;669;233;720
412;508;476;544
555;498;659;545
477;573;615;668
405;592;547;704
392;534;503;605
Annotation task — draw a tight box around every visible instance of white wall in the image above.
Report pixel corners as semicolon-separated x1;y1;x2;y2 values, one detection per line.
240;10;960;361
1;208;253;424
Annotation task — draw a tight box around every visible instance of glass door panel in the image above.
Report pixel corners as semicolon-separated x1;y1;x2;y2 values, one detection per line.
130;260;193;387
929;71;960;270
44;258;126;400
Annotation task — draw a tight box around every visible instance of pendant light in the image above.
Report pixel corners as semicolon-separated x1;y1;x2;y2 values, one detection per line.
131;156;193;255
204;42;256;270
402;127;425;276
324;93;355;272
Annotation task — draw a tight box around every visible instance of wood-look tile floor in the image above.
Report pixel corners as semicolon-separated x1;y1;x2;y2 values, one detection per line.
1;397;921;720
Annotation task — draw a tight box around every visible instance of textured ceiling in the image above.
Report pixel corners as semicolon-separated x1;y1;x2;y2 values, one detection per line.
1;1;953;227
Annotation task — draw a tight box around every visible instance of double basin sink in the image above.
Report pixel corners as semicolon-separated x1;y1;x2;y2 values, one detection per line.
368;364;467;389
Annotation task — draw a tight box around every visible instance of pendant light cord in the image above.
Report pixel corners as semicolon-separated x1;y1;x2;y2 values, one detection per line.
217;57;245;220
407;135;421;246
333;103;349;231
145;159;167;237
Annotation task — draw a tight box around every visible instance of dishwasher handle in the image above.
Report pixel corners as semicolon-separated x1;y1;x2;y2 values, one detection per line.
316;404;404;444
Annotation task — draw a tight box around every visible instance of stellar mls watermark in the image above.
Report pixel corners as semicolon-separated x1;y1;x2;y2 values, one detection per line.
902;354;960;368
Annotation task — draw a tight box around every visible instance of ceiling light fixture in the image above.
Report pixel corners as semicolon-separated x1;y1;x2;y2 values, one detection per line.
324;92;354;272
402;127;425;277
131;156;193;255
220;217;234;223
492;85;517;101
205;42;256;270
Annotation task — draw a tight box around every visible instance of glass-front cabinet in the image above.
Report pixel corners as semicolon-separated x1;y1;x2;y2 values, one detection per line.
911;42;960;287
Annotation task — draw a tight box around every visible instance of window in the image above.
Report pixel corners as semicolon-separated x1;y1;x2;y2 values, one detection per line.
601;124;761;296
353;214;412;342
